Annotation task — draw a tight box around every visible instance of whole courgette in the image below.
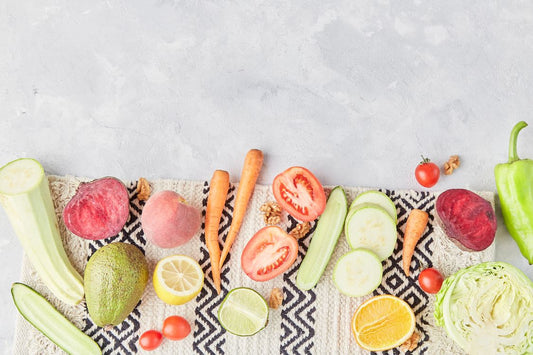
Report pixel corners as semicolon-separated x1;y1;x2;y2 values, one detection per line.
0;159;84;304
12;283;100;354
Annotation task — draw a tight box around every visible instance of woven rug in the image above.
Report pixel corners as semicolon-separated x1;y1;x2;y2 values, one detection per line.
13;175;495;354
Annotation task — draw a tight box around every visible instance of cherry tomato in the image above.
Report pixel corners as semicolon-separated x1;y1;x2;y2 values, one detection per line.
272;166;326;221
139;330;163;351
241;226;298;281
162;316;191;340
415;156;440;188
418;268;444;294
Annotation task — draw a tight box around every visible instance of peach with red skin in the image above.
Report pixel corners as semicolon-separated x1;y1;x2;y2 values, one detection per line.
141;190;201;248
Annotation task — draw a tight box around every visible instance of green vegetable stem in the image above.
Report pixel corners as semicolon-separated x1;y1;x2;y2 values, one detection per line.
495;121;533;264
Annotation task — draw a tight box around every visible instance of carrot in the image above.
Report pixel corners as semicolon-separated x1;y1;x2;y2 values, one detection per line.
205;170;230;294
219;149;264;269
402;209;429;276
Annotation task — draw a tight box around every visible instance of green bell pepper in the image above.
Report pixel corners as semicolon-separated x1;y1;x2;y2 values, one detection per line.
495;121;533;264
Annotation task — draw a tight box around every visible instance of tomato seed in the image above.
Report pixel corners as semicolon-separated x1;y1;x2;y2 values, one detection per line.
293;174;314;198
257;246;290;275
280;184;310;216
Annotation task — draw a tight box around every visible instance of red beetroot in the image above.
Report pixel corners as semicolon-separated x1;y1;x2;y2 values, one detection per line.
63;177;130;240
436;189;496;251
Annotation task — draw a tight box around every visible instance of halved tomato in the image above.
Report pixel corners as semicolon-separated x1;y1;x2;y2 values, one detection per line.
272;166;326;221
241;226;299;281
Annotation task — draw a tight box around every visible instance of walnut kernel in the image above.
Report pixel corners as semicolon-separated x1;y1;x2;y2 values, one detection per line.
289;222;311;239
260;201;282;225
268;287;283;309
136;178;151;201
443;155;460;175
400;332;420;352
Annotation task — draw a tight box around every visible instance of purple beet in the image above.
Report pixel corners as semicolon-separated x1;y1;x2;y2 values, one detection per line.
63;177;130;240
436;189;496;251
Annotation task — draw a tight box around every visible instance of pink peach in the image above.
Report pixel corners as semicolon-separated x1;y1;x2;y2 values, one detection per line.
141;190;201;248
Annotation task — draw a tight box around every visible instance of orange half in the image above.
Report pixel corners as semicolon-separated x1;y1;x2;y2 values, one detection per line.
351;294;416;351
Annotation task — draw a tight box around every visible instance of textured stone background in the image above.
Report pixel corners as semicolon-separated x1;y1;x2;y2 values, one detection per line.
1;0;533;352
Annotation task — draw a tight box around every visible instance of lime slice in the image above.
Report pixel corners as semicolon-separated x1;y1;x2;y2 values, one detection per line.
153;255;204;305
217;287;269;336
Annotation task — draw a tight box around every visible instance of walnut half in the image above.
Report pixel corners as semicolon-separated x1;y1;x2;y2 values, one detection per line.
400;332;420;352
136;177;151;201
289;222;311;239
260;201;282;225
443;155;460;175
268;287;283;309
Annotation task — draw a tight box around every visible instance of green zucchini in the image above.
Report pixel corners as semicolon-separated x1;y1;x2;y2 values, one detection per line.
349;190;397;222
0;158;84;305
344;203;397;261
296;186;348;290
332;248;382;297
11;283;101;355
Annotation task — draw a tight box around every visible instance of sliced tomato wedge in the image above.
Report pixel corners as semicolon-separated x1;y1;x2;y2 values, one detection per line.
241;226;298;282
272;166;326;221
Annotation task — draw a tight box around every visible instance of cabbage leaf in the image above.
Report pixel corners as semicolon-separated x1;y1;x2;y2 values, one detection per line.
434;262;533;355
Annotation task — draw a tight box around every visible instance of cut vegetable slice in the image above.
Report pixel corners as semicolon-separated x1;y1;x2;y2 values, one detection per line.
344;204;397;260
217;287;269;336
352;294;415;351
296;186;347;290
153;255;204;305
0;158;84;305
11;283;101;355
241;226;298;282
333;249;382;297
349;190;397;222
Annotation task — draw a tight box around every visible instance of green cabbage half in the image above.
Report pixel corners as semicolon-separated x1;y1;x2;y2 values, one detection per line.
434;262;533;354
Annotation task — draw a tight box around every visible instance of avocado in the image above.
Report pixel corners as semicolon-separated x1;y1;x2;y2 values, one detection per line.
84;242;149;329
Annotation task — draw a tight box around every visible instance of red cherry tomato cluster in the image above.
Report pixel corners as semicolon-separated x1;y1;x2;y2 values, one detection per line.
139;316;191;351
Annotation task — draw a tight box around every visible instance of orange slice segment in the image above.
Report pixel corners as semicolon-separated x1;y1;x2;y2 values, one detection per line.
351;294;416;351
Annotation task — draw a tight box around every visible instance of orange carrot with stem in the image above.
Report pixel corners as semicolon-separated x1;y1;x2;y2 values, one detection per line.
402;209;429;276
219;149;264;269
205;170;230;294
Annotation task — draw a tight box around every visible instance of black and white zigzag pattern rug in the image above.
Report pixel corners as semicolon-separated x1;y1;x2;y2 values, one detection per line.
14;176;495;354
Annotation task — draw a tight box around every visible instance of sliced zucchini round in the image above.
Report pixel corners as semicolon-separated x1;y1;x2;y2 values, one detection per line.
333;249;382;297
344;203;397;261
349;190;397;222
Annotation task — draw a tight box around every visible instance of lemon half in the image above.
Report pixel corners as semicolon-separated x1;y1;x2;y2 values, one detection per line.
153;255;204;305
